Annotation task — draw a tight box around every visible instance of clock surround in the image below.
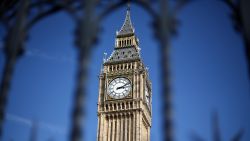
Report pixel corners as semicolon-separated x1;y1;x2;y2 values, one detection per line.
107;77;132;99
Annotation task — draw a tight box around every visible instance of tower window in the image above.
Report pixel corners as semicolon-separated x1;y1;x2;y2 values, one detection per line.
122;103;125;109
110;104;113;110
118;103;120;110
106;104;108;111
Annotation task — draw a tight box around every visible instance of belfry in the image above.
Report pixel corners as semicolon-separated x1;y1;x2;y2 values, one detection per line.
97;5;152;141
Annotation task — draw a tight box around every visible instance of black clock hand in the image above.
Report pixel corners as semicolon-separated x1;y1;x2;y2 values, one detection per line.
116;85;125;90
116;83;130;90
116;87;123;90
123;83;130;87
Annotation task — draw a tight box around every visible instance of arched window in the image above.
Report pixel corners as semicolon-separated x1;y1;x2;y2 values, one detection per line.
122;103;125;109
106;104;108;111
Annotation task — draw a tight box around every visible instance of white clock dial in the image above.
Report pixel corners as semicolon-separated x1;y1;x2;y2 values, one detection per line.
108;77;131;99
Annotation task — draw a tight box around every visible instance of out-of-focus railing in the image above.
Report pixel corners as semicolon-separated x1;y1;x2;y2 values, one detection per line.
223;0;250;81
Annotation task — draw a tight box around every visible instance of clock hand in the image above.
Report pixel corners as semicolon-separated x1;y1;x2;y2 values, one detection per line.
116;86;125;90
116;83;130;90
123;83;130;87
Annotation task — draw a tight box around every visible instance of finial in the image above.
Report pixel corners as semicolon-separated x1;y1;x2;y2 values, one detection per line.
103;52;107;63
127;1;130;11
100;63;104;73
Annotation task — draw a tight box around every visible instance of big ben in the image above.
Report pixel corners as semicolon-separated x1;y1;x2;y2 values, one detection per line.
97;5;152;141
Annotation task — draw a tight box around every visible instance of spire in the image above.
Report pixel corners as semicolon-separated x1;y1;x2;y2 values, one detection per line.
117;3;134;36
105;2;141;64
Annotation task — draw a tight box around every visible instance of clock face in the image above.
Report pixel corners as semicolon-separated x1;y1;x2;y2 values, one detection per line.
108;77;131;99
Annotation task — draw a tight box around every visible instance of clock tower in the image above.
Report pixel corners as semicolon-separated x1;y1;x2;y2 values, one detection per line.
97;6;152;141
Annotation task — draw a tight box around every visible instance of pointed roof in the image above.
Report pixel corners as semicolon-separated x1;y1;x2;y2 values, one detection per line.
105;47;141;64
117;4;135;36
104;4;141;64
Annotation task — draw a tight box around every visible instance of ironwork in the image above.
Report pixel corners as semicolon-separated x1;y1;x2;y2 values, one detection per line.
223;0;250;80
0;0;248;141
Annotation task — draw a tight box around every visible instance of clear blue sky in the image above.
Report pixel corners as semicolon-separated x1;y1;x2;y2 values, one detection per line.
0;1;249;141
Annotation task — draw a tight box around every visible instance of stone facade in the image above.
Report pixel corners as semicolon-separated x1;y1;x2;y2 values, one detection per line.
97;6;152;141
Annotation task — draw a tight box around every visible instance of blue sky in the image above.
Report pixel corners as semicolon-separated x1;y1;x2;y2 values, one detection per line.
0;1;249;141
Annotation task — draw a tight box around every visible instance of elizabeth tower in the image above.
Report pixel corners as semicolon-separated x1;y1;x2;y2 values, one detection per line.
97;6;152;141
